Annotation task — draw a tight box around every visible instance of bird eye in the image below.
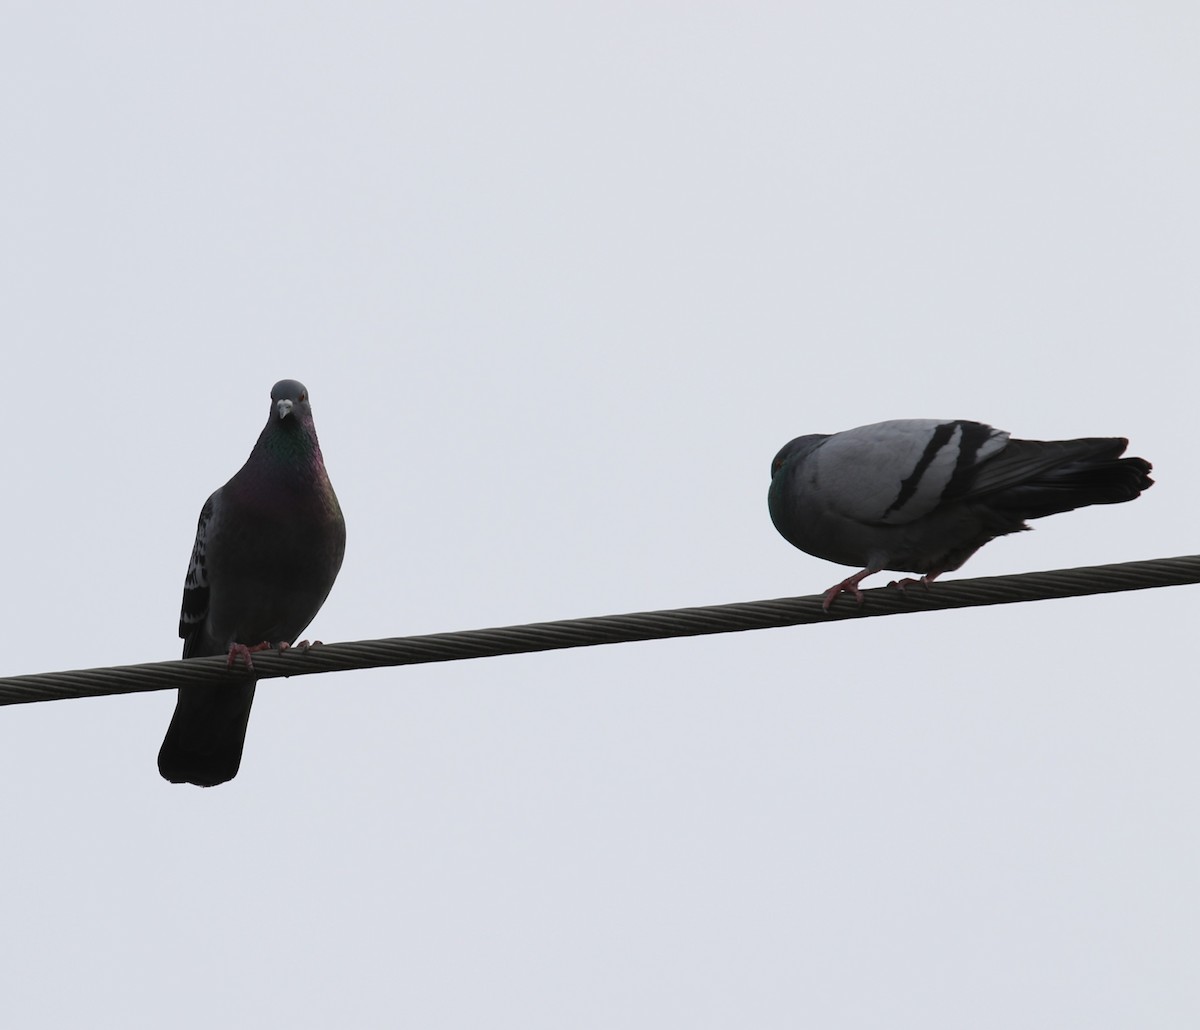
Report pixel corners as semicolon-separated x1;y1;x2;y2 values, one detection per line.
300;392;307;402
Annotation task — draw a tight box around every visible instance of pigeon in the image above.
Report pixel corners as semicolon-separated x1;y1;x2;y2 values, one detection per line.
158;380;347;786
768;418;1153;610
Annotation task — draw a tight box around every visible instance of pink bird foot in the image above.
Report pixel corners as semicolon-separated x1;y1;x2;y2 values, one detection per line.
226;641;272;671
822;569;876;612
887;572;941;595
277;639;322;654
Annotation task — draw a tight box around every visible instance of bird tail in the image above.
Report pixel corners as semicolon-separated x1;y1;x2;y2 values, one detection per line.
984;438;1153;521
158;681;257;787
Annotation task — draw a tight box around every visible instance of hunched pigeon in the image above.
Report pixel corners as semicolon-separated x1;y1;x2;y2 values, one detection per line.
158;380;347;786
768;419;1153;610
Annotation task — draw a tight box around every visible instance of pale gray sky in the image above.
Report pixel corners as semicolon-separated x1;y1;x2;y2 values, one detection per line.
2;3;1198;1027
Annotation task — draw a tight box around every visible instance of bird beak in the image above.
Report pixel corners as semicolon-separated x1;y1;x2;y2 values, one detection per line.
276;399;294;420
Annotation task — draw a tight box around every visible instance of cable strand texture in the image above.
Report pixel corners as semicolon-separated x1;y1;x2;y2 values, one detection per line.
1;554;1196;706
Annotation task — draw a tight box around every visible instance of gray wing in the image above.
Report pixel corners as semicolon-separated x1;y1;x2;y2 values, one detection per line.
812;419;1009;525
179;493;216;657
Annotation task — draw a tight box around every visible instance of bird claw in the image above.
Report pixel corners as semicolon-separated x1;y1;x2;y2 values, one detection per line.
822;583;863;611
278;639;322;654
888;573;940;596
226;641;272;671
821;574;873;612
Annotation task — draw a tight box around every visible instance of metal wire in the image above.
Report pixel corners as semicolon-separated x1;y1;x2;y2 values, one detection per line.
1;554;1196;706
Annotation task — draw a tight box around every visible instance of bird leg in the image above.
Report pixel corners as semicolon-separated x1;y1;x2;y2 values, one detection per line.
226;641;272;671
822;569;876;611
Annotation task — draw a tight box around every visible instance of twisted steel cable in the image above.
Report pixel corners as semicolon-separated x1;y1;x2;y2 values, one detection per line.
1;554;1196;707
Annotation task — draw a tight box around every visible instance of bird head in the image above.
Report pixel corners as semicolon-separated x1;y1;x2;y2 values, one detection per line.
270;380;311;422
770;434;827;480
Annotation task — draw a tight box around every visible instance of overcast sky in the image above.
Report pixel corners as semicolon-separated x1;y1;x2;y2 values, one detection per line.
2;3;1198;1027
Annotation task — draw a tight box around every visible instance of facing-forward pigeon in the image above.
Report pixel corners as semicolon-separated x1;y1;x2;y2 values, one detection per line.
768;419;1153;610
158;380;347;787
